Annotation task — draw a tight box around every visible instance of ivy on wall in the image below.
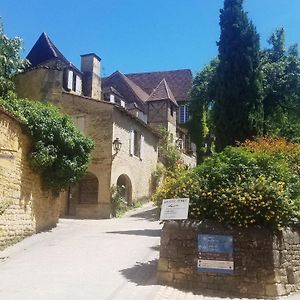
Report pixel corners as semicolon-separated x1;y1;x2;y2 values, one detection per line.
0;97;94;195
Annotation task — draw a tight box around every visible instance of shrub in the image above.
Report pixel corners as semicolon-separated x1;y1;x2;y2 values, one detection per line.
0;97;94;194
151;162;200;207
239;137;300;176
111;185;127;217
152;145;300;229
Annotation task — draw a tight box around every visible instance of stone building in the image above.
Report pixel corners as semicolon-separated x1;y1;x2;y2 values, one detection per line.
14;32;194;218
0;108;60;249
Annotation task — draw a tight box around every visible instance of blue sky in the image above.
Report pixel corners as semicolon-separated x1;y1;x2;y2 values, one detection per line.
1;0;300;76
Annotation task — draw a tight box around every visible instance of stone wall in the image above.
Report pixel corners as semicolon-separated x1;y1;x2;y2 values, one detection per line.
0;110;60;250
158;221;300;298
111;109;159;202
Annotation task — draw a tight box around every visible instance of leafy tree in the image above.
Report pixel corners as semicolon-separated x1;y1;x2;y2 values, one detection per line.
214;0;263;151
156;126;181;171
261;28;300;141
0;21;28;99
188;59;218;163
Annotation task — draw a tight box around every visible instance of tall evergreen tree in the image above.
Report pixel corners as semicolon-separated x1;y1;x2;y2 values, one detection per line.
214;0;263;151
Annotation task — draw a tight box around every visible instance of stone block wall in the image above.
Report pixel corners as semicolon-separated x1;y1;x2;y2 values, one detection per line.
0;110;60;250
158;221;300;298
111;109;159;202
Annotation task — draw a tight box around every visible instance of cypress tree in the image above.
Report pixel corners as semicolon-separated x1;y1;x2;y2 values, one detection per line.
214;0;263;151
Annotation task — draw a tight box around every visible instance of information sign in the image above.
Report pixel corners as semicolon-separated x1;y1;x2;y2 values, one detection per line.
160;198;189;220
197;234;234;274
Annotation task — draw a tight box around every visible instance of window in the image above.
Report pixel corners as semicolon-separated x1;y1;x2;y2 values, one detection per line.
170;104;174;117
179;105;190;124
130;130;144;159
64;69;82;94
134;130;141;157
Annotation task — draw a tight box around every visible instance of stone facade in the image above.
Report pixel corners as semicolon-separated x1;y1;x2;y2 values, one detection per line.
158;221;300;299
0;110;60;250
15;68;159;219
111;108;158;202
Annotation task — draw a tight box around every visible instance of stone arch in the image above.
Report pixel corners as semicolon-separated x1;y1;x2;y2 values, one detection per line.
116;174;132;205
78;172;99;204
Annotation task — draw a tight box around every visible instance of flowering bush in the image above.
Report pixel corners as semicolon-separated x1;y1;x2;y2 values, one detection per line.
152;144;300;229
239;137;300;176
151;162;200;207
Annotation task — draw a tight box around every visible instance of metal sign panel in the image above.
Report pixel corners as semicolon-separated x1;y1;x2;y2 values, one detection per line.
160;198;189;220
197;234;234;274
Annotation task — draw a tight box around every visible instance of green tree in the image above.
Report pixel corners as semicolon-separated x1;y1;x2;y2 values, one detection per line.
188;59;217;163
156;126;180;171
214;0;263;151
0;21;28;99
261;28;300;141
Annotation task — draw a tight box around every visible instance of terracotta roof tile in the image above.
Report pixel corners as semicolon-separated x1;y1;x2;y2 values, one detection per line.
102;71;149;111
126;69;192;102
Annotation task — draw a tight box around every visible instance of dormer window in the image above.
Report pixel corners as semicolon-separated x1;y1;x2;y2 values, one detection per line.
64;69;82;95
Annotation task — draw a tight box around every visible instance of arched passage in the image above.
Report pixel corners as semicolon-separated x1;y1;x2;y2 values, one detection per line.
116;174;132;205
78;172;99;204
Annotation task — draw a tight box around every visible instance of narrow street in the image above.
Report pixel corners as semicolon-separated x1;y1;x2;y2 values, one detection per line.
0;203;299;300
0;203;162;300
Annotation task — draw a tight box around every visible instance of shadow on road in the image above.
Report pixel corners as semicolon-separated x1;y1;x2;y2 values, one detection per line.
120;259;158;286
106;229;161;237
129;207;159;222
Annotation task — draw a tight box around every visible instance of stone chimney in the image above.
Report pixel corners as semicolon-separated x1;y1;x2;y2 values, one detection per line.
80;53;101;100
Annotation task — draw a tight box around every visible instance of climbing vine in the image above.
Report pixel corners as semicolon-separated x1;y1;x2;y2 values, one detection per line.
0;97;94;195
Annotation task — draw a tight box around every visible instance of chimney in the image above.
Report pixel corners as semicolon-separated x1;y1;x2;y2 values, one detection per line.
80;53;102;100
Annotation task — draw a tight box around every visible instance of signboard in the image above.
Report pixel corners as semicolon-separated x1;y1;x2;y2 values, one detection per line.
197;234;233;274
160;198;189;220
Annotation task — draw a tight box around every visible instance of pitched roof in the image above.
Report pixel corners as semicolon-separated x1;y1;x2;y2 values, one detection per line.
126;69;193;102
26;32;69;67
146;79;178;106
102;71;149;111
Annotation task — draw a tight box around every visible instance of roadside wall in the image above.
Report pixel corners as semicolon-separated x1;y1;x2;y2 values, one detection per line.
158;221;300;299
0;110;60;250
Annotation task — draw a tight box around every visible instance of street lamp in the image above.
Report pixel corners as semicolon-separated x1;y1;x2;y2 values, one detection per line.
112;138;122;154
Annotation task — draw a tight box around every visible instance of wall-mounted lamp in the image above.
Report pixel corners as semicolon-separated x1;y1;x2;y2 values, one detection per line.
112;138;122;154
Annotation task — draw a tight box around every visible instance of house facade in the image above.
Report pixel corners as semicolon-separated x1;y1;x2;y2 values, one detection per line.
15;32;194;218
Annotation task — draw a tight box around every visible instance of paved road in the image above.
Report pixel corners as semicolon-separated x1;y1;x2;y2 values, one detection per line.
0;203;299;300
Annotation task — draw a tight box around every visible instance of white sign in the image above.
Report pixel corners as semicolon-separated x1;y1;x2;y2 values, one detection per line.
197;260;234;271
160;198;190;220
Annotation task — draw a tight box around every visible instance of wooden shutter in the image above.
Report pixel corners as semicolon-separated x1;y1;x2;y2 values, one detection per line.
67;70;73;90
75;75;82;94
130;130;134;156
140;134;144;160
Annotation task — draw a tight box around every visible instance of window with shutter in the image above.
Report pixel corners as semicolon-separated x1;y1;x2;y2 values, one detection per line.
67;70;73;90
75;75;82;94
130;130;134;156
140;135;144;160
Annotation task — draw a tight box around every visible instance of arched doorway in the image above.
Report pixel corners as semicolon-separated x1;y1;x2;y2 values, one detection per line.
78;172;99;204
116;174;132;205
67;172;99;215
